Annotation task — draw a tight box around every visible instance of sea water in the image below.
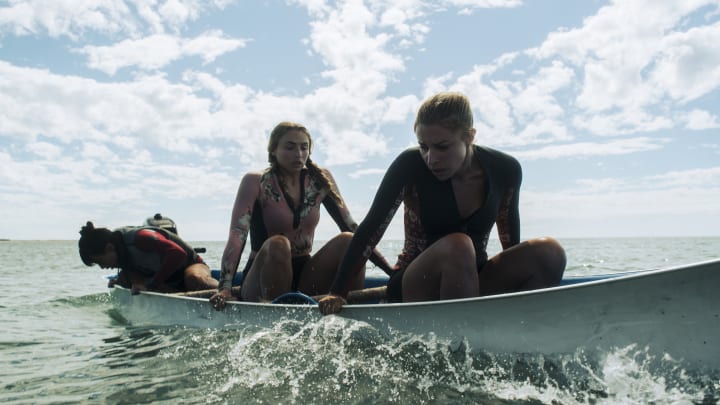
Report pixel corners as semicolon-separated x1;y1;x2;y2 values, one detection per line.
1;238;719;404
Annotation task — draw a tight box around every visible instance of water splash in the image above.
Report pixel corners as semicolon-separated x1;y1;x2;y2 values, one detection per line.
139;318;717;404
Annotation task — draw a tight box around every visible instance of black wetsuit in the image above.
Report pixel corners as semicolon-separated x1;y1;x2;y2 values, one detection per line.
329;145;522;298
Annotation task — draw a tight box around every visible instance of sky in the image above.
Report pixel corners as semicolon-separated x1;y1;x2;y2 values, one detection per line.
1;0;719;243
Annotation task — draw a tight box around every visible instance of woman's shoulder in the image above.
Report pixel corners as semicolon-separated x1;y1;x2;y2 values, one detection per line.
313;165;332;177
241;169;270;182
392;146;423;165
378;147;424;179
474;145;521;183
399;145;421;157
475;145;520;169
235;170;269;193
133;228;168;244
305;164;338;187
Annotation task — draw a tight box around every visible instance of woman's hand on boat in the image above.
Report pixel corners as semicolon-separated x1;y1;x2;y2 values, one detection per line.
210;288;233;310
130;283;147;295
318;294;347;315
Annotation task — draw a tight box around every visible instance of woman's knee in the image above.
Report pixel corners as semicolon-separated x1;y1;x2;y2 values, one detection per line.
534;237;566;263
335;231;353;242
531;237;567;280
436;233;476;267
409;233;477;282
184;264;217;289
262;235;292;253
325;232;353;251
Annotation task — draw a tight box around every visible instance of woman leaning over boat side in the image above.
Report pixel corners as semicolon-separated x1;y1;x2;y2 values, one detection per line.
210;121;393;308
318;92;567;315
78;222;219;293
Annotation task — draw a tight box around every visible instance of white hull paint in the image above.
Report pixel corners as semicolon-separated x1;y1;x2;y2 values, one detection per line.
110;258;720;370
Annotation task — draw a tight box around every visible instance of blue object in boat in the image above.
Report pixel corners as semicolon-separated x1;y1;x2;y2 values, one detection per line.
271;292;318;305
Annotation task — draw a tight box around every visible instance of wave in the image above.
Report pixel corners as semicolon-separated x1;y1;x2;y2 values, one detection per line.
74;317;718;404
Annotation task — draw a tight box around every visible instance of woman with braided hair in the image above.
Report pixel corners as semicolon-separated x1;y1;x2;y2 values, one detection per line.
210;122;393;308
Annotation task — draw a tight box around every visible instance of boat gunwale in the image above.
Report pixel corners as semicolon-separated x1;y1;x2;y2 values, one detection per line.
111;257;720;309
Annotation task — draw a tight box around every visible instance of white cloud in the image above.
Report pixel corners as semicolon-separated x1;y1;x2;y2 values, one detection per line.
511;61;574;124
683;109;720;129
81;142;117;160
445;0;522;9
158;0;197;30
648;166;720;189
2;0;720;241
25;141;63;159
0;146;241;239
572;109;674;136
523;167;720;230
306;0;405;90
515;119;570;144
512;137;666;160
0;61;221;149
381;95;419;123
348;168;386;179
650;21;720;103
523;0;720;136
0;0;234;39
0;0;138;38
314;127;387;166
75;31;247;75
452;65;516;145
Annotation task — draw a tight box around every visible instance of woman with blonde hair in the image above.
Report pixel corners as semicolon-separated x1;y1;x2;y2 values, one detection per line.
319;92;566;314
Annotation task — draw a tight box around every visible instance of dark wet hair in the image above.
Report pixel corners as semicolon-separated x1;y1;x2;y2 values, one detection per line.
414;92;474;137
78;221;114;266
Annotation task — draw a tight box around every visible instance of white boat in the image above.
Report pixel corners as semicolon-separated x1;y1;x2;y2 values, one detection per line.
109;258;720;371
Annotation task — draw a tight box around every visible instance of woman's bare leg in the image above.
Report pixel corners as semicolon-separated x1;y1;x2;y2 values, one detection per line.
478;236;566;296
240;235;293;301
183;263;219;291
297;232;360;295
401;233;479;302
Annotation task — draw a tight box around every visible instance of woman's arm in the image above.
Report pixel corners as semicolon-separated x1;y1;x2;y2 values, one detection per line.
328;151;415;297
218;173;260;290
321;168;395;275
495;157;522;250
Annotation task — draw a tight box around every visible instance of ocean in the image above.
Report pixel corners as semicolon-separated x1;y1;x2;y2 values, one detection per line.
1;237;719;404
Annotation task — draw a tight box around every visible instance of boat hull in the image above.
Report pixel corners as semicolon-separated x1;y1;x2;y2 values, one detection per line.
110;259;720;370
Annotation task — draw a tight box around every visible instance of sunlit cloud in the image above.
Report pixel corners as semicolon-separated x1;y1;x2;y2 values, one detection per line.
348;168;386;179
683;109;720;130
512;137;667;160
75;31;248;75
0;0;234;39
1;1;719;239
524;167;720;220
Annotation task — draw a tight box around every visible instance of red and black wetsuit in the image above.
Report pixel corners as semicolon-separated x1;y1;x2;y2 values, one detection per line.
117;227;203;289
330;145;522;298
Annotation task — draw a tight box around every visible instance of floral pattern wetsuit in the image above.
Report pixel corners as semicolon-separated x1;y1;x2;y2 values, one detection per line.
219;168;387;290
329;145;522;296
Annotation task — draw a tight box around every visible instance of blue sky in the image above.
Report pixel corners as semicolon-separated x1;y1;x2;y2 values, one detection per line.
1;0;719;242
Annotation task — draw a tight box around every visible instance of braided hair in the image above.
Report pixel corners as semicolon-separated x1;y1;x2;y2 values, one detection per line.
78;221;117;266
267;121;342;205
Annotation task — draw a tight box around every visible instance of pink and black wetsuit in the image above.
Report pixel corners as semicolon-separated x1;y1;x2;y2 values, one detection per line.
329;145;522;300
219;168;390;291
